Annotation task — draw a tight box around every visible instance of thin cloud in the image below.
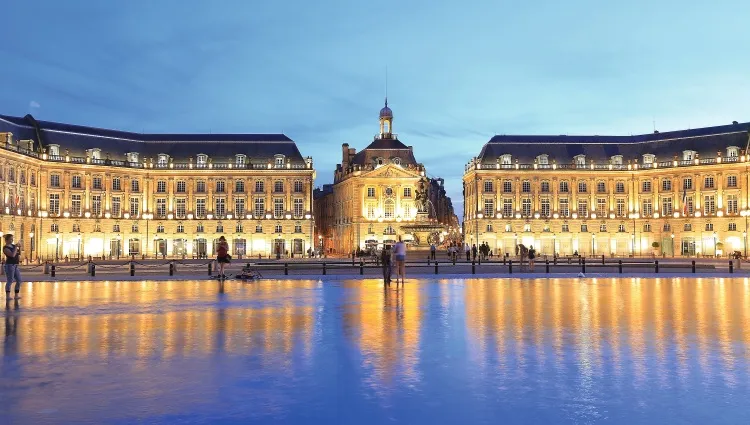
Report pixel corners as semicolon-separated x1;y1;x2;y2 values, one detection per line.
29;100;40;109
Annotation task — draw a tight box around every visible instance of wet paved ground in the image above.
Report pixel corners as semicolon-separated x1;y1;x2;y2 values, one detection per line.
2;277;749;424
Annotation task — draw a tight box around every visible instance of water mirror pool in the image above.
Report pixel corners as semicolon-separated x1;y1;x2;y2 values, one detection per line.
2;278;749;424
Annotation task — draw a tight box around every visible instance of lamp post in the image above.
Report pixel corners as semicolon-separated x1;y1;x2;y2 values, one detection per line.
55;233;60;262
552;233;556;258
143;212;153;258
713;231;717;257
592;233;596;256
671;233;675;258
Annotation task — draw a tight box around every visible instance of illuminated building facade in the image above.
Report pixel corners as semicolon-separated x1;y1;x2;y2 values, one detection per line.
464;121;750;257
0;114;315;261
320;101;458;252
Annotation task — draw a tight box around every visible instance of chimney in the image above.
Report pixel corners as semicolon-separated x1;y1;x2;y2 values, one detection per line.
733;121;739;125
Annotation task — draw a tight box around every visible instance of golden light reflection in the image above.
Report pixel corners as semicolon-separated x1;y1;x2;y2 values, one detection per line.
3;280;318;359
465;277;750;390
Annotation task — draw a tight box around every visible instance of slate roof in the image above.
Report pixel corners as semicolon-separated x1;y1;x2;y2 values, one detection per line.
0;114;306;163
350;137;418;166
478;121;750;164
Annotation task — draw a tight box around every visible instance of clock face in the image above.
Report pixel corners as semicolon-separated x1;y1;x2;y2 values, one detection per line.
385;187;393;196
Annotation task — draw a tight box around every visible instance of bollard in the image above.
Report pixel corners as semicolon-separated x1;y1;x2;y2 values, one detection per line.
602;254;605;265
360;260;364;275
729;260;734;274
51;264;56;277
284;262;289;276
131;262;135;276
692;260;696;273
169;262;175;276
582;257;586;274
208;262;212;276
568;257;572;265
435;261;439;275
655;261;659;273
323;262;327;275
452;255;456;266
509;260;513;274
472;260;476;274
91;264;96;277
546;259;550;274
618;259;623;274
503;256;506;265
428;258;431;266
44;261;50;275
554;256;558;266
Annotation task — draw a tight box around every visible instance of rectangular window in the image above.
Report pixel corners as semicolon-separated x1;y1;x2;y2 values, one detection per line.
522;180;531;193
196;199;206;218
704;176;714;189
703;195;715;215
581;224;588;232
686;196;694;215
255;181;265;193
727;195;738;214
562;224;569;232
49;194;60;216
577;199;588;218
559;198;569;217
559;181;569;193
176;181;186;193
156;199;166;218
92;195;102;217
274;198;284;218
541;181;550;193
403;187;412;197
597;181;606;193
294;198;304;218
176;199;186;218
367;187;375;197
661;179;672;191
643;223;651;232
484;199;494;217
274;181;284;193
522;198;532;216
727;175;737;188
196;181;206;193
578;181;587;193
93;176;102;190
705;223;713;231
729;223;737;231
597;198;607;217
661;197;673;216
72;175;82;189
642;199;653;216
235;180;245;193
235;198;246;217
642;181;651;192
157;181;166;193
50;174;61;188
541;199;550;217
112;197;121;217
215;198;226;217
683;177;692;190
616;199;626;217
367;204;376;219
130;197;140;216
112;177;121;191
503;180;512;193
216;181;225;193
484;180;494;192
71;194;82;216
294;181;304;193
503;199;513;217
255;198;265;217
131;179;140;192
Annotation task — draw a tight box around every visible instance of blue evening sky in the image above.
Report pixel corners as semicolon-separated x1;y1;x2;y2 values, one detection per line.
2;1;750;218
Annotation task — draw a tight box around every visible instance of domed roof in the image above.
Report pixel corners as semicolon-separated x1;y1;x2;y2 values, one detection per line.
379;99;393;119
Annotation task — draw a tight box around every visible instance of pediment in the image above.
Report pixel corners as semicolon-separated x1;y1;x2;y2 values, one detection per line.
362;164;421;179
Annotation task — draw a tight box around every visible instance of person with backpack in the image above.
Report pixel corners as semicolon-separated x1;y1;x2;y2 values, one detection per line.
3;234;22;299
216;236;231;278
381;244;392;286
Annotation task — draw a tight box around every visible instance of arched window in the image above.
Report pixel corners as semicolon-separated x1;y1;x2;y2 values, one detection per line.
384;199;395;219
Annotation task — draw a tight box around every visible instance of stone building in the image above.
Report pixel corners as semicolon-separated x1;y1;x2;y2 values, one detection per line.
313;184;334;254
463;121;750;257
0;114;316;261
319;101;458;253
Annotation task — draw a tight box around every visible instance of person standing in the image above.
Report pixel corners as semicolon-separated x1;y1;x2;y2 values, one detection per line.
393;236;407;285
216;236;231;279
430;243;436;261
381;244;392;286
465;243;470;261
472;244;478;262
3;234;21;299
528;245;536;272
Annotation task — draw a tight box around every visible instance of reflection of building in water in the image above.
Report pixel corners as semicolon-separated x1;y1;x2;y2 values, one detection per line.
3;280;317;359
343;280;422;388
464;278;750;386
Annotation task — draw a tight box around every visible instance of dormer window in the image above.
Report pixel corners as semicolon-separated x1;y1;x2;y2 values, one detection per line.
391;157;401;166
682;150;696;161
236;154;247;167
536;154;549;165
642;154;655;164
727;146;740;158
48;144;60;157
574;154;586;166
157;154;169;167
196;154;208;167
90;148;101;160
500;154;512;165
274;154;285;168
126;152;139;163
374;157;384;167
610;155;623;165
